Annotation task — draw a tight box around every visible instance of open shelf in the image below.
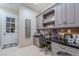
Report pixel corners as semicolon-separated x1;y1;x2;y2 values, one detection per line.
42;9;55;30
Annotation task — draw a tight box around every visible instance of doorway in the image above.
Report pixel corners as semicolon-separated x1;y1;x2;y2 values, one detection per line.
3;16;17;49
25;19;31;38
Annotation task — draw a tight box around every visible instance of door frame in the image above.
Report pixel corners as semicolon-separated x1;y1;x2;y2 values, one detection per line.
25;19;31;39
2;14;18;48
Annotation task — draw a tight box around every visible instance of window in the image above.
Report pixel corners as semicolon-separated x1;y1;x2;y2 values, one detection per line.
6;17;15;33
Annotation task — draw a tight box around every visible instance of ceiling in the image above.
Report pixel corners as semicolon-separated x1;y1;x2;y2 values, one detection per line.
22;3;54;13
0;3;55;14
0;3;20;12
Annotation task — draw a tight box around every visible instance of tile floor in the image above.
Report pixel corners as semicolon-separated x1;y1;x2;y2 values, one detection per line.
0;45;49;56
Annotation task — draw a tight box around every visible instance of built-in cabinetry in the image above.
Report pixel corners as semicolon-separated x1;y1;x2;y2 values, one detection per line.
43;9;55;29
36;4;56;30
55;3;76;28
55;3;68;27
35;4;79;55
61;4;67;27
36;14;43;29
75;3;79;27
33;36;40;47
67;3;75;27
55;4;63;27
36;3;79;29
55;3;79;28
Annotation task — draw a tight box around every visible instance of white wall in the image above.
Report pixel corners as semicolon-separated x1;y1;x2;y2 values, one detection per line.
18;6;37;47
0;5;38;48
0;13;2;47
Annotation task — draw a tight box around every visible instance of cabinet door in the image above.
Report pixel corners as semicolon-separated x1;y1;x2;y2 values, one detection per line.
75;3;79;27
55;4;63;27
62;4;68;27
67;3;75;26
36;15;43;29
33;37;40;47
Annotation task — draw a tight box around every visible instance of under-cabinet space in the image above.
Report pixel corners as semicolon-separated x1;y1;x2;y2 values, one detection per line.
54;28;79;48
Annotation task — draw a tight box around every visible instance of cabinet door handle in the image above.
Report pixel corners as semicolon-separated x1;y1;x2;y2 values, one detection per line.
63;21;67;24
